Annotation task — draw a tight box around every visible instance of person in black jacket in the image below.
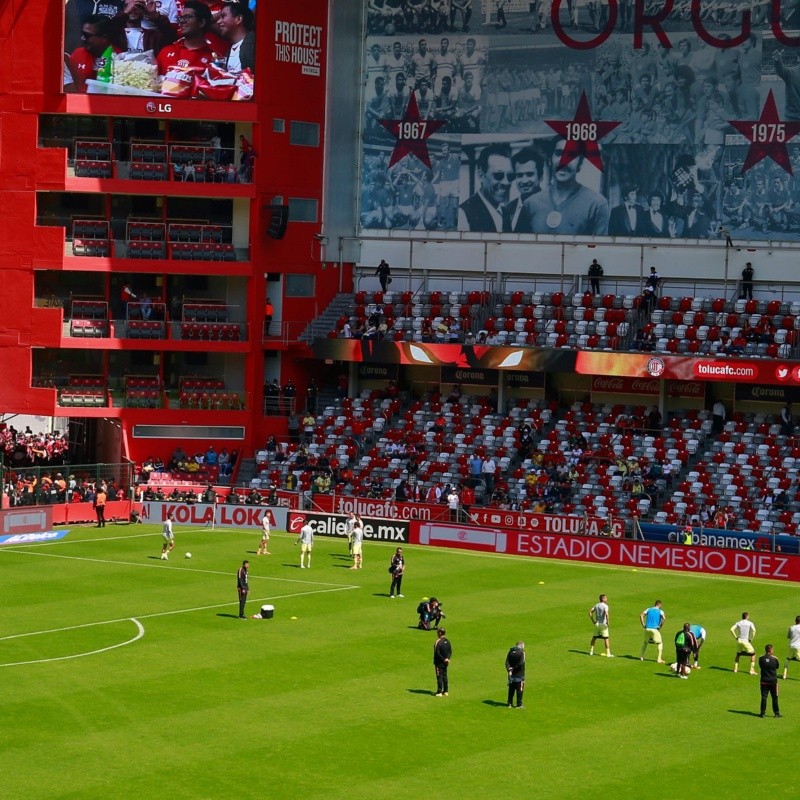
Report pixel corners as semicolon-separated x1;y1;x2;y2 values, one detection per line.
237;560;249;619
759;644;781;717
376;259;392;292
433;628;452;696
506;641;526;708
587;258;603;295
674;622;697;679
740;262;754;300
388;547;405;598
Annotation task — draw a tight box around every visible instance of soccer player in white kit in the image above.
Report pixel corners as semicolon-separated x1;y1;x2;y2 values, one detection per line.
783;615;800;679
160;512;175;560
589;593;613;657
257;511;271;555
730;611;757;674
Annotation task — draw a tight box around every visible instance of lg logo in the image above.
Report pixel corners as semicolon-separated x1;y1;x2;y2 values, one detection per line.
145;102;173;114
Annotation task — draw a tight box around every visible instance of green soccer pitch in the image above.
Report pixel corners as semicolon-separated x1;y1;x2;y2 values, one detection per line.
1;523;797;799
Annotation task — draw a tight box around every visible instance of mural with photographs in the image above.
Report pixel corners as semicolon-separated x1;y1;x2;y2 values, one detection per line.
359;0;800;241
63;0;256;100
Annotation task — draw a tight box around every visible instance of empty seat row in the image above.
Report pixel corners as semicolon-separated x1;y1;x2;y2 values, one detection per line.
130;143;168;163
128;320;165;339
59;389;105;407
126;390;160;408
74;160;112;178
72;239;110;257
127;222;165;240
129;162;169;180
69;319;107;337
75;141;112;161
73;219;109;239
183;304;229;322
171;243;235;261
128;240;166;259
179;391;242;410
180;322;241;341
71;300;106;319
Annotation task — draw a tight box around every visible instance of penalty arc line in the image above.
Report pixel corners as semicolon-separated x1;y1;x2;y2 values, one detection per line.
0;618;145;668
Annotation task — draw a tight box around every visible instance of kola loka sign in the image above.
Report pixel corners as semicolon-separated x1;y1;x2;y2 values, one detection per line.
141;502;287;529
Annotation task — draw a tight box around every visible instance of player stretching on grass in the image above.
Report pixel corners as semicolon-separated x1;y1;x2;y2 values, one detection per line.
589;593;613;657
640;600;666;663
160;513;175;560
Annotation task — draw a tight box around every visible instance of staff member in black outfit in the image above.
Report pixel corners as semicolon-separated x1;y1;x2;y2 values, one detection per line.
506;641;526;708
237;559;249;619
434;627;452;696
376;259;392;292
759;644;782;718
740;262;754;300
587;258;603;295
388;547;405;598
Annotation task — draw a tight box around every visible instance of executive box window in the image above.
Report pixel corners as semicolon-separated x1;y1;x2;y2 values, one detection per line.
288;198;318;223
290;121;320;147
285;274;315;298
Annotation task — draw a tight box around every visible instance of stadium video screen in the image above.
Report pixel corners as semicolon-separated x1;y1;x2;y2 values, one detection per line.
63;0;256;101
359;0;800;243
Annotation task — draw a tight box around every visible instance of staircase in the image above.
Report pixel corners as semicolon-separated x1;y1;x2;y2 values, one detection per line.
299;293;354;343
235;457;257;488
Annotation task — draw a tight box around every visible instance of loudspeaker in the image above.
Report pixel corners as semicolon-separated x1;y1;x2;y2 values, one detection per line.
266;205;289;240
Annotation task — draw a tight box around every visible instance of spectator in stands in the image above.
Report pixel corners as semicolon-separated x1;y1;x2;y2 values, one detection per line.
156;0;215;76
369;478;383;498
282;379;297;416
712;399;727;434
395;479;409;501
781;403;795;437
642;267;659;310
376;259;392;292
246;488;262;505
587;258;603;295
306;380;319;414
740;261;754;300
264;379;280;414
287;413;300;443
264;297;274;336
447;486;460;521
302;412;316;444
216;1;256;74
756;315;774;344
205;445;218;466
170;445;187;468
482;456;497;495
112;0;176;56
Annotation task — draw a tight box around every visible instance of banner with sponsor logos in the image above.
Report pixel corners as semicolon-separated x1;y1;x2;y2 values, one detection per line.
141;501;288;529
287;511;410;543
409;520;800;582
360;1;800;244
441;365;498;385
591;375;705;397
468;508;625;536
314;337;800;387
640;522;800;555
734;382;800;403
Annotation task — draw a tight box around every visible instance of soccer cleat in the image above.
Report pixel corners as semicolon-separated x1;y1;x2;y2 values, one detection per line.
640;657;644;661
783;672;788;680
238;615;246;620
750;670;757;675
398;594;404;598
679;674;689;679
607;654;614;658
733;666;738;673
516;704;524;709
589;650;594;656
657;660;665;664
507;704;513;708
389;595;395;599
760;713;765;718
443;692;448;696
775;713;782;718
435;693;443;697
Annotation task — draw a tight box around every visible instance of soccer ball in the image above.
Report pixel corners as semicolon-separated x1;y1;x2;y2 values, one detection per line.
185;552;192;559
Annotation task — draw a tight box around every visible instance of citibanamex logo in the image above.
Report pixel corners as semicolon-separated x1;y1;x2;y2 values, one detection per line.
647;357;666;377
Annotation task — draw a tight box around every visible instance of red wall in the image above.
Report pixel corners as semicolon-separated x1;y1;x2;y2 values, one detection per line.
0;0;336;461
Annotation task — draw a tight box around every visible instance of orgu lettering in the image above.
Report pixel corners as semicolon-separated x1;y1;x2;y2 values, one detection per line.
550;0;800;51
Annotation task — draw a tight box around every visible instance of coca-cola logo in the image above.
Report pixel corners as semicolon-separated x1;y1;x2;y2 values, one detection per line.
594;377;624;391
631;379;659;392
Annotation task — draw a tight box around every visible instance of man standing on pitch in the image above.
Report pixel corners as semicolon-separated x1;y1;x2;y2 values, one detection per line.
731;611;757;674
389;546;405;597
350;518;364;570
759;644;782;718
160;512;175;560
94;484;107;528
297;521;314;569
640;600;666;663
257;511;271;556
237;560;249;619
589;593;613;657
505;641;526;708
783;615;800;679
434;627;452;697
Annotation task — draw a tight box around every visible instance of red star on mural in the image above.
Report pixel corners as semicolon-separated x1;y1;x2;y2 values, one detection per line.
729;90;800;175
545;92;621;171
379;93;447;170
